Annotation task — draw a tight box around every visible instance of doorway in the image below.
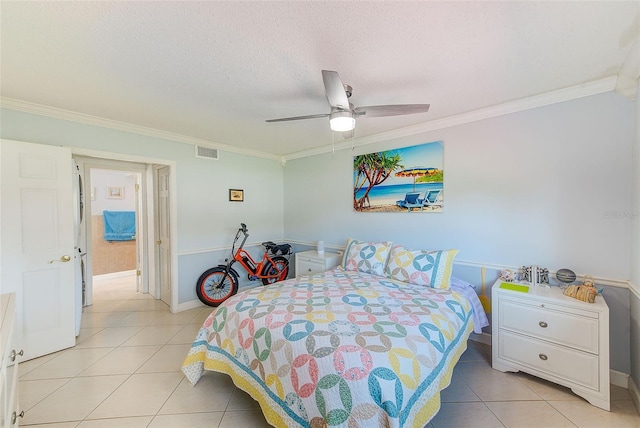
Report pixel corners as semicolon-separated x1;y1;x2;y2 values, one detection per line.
72;150;177;313
89;168;142;295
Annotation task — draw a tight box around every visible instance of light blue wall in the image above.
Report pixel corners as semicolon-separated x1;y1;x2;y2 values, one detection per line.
632;293;639;391
284;93;633;278
283;92;634;374
630;80;640;395
0;108;285;304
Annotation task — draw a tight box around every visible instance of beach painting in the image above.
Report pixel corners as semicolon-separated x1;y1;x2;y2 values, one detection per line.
353;141;444;213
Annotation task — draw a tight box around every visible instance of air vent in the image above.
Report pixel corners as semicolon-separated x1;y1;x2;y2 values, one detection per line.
195;146;219;160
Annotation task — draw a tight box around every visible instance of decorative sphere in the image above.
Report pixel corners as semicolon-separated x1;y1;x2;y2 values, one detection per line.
556;268;576;284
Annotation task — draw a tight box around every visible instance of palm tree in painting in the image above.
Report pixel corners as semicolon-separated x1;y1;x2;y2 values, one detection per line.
353;152;403;211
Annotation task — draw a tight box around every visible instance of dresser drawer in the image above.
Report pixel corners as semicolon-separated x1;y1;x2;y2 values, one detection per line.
294;251;342;277
498;329;599;390
499;299;598;353
296;259;326;275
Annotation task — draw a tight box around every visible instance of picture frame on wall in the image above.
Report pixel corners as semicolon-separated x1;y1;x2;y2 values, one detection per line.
107;186;124;199
229;189;244;202
353;141;444;213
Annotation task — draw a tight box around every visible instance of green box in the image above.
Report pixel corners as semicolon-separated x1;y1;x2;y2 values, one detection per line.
499;282;530;293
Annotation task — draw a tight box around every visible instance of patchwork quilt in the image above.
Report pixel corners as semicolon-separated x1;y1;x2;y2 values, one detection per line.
182;268;475;427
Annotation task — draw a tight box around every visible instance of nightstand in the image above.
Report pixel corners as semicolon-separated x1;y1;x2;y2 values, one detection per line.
491;280;610;410
294;250;342;277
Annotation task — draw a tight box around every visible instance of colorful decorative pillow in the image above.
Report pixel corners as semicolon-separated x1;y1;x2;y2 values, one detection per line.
342;238;392;276
385;245;458;289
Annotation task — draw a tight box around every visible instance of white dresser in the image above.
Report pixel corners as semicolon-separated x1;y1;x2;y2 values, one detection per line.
1;293;23;427
294;250;342;277
491;280;610;411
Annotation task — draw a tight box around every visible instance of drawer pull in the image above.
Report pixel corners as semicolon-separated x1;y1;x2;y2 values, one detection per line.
539;353;548;361
538;321;548;328
11;411;25;424
9;349;24;362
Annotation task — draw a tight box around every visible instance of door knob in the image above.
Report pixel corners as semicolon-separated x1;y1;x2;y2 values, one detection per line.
10;349;23;362
11;410;25;424
49;255;71;263
155;240;162;245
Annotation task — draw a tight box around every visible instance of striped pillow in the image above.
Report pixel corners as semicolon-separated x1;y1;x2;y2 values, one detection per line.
342;238;392;277
385;245;458;289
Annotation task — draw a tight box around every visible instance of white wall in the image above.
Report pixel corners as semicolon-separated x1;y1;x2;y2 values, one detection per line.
90;170;137;214
284;91;634;373
0;108;285;305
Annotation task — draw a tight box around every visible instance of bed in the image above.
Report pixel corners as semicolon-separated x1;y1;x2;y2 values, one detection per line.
182;241;489;427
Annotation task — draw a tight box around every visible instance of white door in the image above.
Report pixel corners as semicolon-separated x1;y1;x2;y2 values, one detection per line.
134;178;142;293
1;140;76;361
156;166;171;306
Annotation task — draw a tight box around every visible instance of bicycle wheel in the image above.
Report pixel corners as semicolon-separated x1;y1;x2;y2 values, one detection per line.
261;256;289;285
196;267;238;306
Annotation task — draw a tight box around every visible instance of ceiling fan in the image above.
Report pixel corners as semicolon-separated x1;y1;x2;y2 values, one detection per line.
265;70;430;134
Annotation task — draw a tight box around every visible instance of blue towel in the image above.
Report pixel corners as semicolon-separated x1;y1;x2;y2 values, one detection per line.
103;211;136;241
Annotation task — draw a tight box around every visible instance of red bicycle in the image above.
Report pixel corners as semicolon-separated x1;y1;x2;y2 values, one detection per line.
196;223;291;306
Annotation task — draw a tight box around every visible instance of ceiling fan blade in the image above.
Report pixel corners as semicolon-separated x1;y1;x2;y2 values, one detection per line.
322;70;350;110
266;113;329;123
354;104;430;117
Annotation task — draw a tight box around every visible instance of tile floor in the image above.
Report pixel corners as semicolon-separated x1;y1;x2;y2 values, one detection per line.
18;274;640;427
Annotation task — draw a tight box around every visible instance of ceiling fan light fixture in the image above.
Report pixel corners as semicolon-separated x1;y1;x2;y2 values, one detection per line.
329;111;355;132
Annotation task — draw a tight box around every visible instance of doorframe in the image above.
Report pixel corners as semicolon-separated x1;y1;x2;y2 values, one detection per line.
71;147;179;312
79;159;146;303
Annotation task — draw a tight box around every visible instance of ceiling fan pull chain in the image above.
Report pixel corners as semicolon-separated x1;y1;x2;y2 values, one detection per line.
351;127;355;151
332;132;335;156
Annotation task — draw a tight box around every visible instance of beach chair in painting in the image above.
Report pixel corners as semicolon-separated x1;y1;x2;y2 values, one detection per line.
419;189;442;211
396;192;422;212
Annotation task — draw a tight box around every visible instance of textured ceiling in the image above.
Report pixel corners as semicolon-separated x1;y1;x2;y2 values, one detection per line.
1;1;639;158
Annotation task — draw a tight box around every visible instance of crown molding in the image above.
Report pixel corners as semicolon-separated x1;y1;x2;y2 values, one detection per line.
0;97;283;162
630;281;640;299
1;76;617;163
615;36;639;100
284;76;618;161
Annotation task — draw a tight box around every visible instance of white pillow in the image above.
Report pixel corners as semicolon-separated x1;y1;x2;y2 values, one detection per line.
341;238;393;277
385;245;458;289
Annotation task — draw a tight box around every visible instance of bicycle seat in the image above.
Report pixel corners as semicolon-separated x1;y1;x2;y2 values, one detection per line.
263;242;291;255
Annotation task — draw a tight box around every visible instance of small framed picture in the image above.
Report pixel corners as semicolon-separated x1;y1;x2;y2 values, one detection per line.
107;186;124;199
229;189;244;202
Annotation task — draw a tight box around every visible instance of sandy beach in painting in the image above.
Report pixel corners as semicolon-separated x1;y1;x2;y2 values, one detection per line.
358;202;443;213
354;182;443;213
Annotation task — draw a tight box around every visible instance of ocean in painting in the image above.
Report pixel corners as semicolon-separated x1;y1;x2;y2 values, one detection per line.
355;182;443;206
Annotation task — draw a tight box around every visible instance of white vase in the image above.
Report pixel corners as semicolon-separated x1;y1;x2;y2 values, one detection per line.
317;241;324;255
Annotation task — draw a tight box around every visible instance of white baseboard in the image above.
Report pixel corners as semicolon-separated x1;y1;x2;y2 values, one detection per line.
610;369;630;389
175;299;208;313
630;377;640;415
469;332;491;346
